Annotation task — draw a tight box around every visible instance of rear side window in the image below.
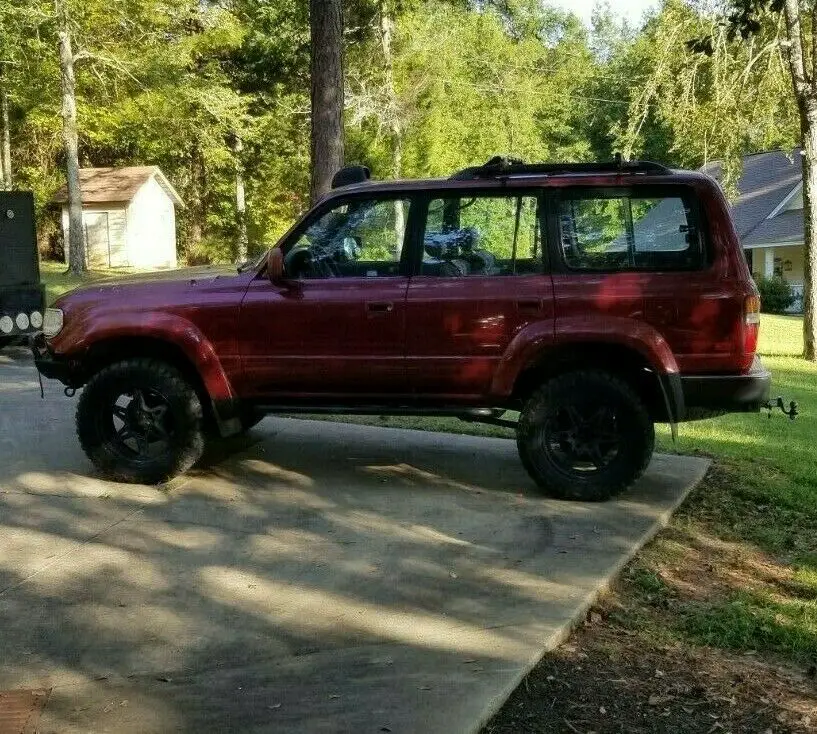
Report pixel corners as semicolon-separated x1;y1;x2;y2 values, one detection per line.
421;194;543;276
557;192;703;271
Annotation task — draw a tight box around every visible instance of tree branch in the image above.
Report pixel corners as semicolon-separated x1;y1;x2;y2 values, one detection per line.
72;48;143;87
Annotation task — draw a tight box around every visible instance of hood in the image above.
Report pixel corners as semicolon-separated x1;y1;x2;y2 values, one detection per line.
53;265;243;309
86;265;237;287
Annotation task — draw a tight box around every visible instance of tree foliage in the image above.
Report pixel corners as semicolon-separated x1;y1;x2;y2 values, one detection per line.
0;0;809;270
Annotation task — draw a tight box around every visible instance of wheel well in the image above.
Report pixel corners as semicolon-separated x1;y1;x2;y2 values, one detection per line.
512;343;670;422
83;337;218;431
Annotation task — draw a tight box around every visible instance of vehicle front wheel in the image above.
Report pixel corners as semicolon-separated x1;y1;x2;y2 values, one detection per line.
516;370;654;501
76;358;205;484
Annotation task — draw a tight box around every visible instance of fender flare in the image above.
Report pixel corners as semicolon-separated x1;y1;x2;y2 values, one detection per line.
76;313;235;402
490;316;684;423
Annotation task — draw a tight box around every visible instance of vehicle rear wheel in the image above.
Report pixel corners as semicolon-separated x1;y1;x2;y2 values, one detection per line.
516;370;654;501
76;358;205;484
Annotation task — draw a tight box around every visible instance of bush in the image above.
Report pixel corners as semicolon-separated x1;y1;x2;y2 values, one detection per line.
756;276;795;314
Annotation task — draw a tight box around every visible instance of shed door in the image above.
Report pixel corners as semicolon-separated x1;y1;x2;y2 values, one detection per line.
106;210;128;267
83;211;110;268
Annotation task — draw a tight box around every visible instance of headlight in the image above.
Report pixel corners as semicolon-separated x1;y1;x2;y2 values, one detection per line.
42;308;64;337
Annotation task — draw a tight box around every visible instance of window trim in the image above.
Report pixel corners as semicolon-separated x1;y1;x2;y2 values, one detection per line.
409;188;549;278
547;185;709;275
274;191;420;280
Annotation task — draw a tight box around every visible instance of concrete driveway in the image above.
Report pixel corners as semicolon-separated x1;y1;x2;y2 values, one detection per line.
0;346;709;733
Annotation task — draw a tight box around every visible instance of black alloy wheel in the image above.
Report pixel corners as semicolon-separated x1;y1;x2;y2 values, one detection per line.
517;370;655;501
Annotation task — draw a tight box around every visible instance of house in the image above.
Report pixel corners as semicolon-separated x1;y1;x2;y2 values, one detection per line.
703;150;805;308
52;166;184;269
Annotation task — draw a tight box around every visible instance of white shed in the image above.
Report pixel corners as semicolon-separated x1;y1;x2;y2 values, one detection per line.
53;166;184;269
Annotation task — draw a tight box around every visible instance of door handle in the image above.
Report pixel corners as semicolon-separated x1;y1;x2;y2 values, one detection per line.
517;299;542;313
366;302;394;313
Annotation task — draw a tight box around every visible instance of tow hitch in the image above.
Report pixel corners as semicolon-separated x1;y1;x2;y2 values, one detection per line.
763;396;798;420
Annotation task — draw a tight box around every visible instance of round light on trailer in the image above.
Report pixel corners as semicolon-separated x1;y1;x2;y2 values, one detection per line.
16;313;29;330
0;316;12;333
30;311;43;329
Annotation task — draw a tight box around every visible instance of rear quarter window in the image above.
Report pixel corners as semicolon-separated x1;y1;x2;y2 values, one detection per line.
557;188;706;272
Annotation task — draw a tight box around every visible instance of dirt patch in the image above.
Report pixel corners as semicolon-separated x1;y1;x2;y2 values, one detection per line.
483;615;816;734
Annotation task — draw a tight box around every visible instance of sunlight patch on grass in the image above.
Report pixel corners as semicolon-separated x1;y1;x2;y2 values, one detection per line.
758;313;803;357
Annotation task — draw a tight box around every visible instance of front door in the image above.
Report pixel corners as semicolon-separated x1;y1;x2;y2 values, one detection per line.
405;191;554;400
238;196;414;400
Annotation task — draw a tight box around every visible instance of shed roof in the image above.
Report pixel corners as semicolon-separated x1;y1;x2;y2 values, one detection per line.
52;166;184;207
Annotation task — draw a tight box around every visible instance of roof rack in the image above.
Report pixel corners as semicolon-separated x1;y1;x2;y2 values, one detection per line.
450;154;671;180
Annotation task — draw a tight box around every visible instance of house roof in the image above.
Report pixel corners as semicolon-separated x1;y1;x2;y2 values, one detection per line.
52;166;184;207
701;150;802;247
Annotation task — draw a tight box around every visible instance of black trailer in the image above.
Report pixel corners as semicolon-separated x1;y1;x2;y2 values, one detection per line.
0;192;45;348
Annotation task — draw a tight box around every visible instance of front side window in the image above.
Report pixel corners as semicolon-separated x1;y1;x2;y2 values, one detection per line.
286;198;409;279
558;193;701;271
421;194;542;276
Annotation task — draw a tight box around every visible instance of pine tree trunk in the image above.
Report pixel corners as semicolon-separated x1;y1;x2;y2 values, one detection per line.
56;0;85;275
232;134;248;263
801;103;817;360
310;0;344;203
187;138;206;251
0;66;11;189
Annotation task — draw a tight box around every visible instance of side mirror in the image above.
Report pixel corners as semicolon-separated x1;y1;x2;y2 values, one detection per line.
267;248;285;284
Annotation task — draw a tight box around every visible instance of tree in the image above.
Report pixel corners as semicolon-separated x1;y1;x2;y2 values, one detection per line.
777;0;817;359
55;0;85;274
231;132;248;262
0;65;11;189
310;0;344;202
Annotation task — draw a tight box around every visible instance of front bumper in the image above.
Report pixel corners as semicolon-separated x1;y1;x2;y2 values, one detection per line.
680;356;771;416
31;332;82;387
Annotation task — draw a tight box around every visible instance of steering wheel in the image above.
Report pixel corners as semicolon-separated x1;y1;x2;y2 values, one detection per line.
284;245;339;279
284;246;312;278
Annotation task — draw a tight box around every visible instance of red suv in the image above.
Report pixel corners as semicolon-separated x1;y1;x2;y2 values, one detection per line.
33;158;770;500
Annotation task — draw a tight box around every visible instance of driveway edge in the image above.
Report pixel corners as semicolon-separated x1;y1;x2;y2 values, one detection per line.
469;456;711;734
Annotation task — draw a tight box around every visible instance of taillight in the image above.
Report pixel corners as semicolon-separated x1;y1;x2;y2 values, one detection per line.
744;295;760;354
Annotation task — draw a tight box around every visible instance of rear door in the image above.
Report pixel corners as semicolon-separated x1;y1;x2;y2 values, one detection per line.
404;189;553;400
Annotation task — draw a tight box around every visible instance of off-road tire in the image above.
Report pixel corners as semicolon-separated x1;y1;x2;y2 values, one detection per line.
76;358;205;484
516;370;654;501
